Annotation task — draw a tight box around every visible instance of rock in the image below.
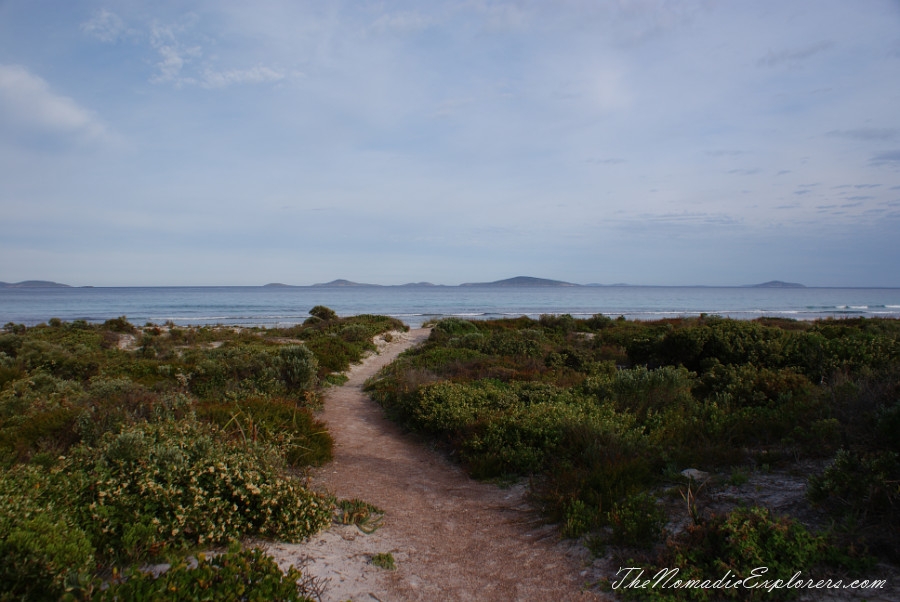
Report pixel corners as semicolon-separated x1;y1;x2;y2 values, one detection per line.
681;468;710;481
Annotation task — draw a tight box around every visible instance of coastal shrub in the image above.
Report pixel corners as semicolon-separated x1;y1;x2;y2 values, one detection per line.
609;365;695;418
75;377;161;445
0;372;84;464
0;465;95;601
185;343;317;402
630;507;831;601
462;401;579;477
484;329;545;358
309;305;338;322
875;400;900;452
278;344;318;393
87;544;321;602
304;336;360;377
536;421;655;529
17;339;100;381
101;316;136;334
433;317;480;337
71;419;332;562
607;492;667;548
198;397;333;467
808;449;900;559
0;333;23;358
340;324;370;343
412;380;518;434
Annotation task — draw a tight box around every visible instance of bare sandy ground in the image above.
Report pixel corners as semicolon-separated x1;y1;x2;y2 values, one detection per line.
268;328;605;602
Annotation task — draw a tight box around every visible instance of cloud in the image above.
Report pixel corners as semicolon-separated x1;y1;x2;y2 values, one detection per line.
371;10;434;34
81;9;126;43
0;64;112;145
827;128;899;141
758;40;834;68
199;65;285;89
871;150;900;164
148;20;202;84
146;16;286;88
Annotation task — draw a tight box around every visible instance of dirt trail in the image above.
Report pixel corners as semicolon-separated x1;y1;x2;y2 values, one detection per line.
268;328;604;602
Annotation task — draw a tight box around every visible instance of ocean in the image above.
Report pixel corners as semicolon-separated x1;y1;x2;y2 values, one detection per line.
2;286;899;329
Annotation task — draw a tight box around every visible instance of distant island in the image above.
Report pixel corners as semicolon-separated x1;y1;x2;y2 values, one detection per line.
460;276;578;287
259;277;808;288
4;277;810;289
745;281;806;288
0;280;70;288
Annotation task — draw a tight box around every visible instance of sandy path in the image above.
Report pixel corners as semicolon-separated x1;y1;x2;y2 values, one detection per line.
267;328;604;602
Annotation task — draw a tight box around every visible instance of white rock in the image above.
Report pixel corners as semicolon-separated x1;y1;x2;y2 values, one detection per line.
680;468;710;481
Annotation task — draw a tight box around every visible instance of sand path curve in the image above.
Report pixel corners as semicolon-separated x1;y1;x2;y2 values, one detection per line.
268;328;604;602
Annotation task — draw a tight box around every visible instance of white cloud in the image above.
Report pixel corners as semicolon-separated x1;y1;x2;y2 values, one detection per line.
0;64;112;144
81;9;126;43
199;65;285;89
370;10;434;34
146;16;286;88
148;20;202;84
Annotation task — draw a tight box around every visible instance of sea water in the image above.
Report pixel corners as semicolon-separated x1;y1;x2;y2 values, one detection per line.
2;286;899;329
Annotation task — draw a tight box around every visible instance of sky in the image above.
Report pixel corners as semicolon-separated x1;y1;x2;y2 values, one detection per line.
1;1;899;287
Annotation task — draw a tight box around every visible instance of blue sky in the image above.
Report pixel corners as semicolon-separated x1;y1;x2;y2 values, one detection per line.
1;1;899;287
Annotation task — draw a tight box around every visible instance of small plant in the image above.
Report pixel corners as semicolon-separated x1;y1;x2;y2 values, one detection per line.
727;468;749;487
335;498;384;534
680;477;709;526
370;552;396;570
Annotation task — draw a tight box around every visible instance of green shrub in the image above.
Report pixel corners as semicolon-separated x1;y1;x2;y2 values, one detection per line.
72;420;332;561
0;465;94;602
101;316;137;334
340;324;370;343
198;398;333;467
278;344;318;393
808;448;899;559
433;317;480;337
87;544;320;602
309;305;338;322
633;507;831;601
607;492;667;547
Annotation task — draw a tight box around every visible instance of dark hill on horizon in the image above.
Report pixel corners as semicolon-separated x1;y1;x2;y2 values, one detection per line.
460;276;579;287
745;280;806;288
0;280;70;288
260;277;809;288
312;279;380;287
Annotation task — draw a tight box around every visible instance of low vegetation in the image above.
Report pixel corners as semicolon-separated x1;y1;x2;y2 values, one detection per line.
0;309;405;601
366;314;899;597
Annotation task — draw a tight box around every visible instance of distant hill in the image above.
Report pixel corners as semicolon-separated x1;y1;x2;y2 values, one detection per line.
311;279;380;287
398;282;440;287
460;276;579;287
263;282;294;287
745;280;806;288
0;280;70;288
